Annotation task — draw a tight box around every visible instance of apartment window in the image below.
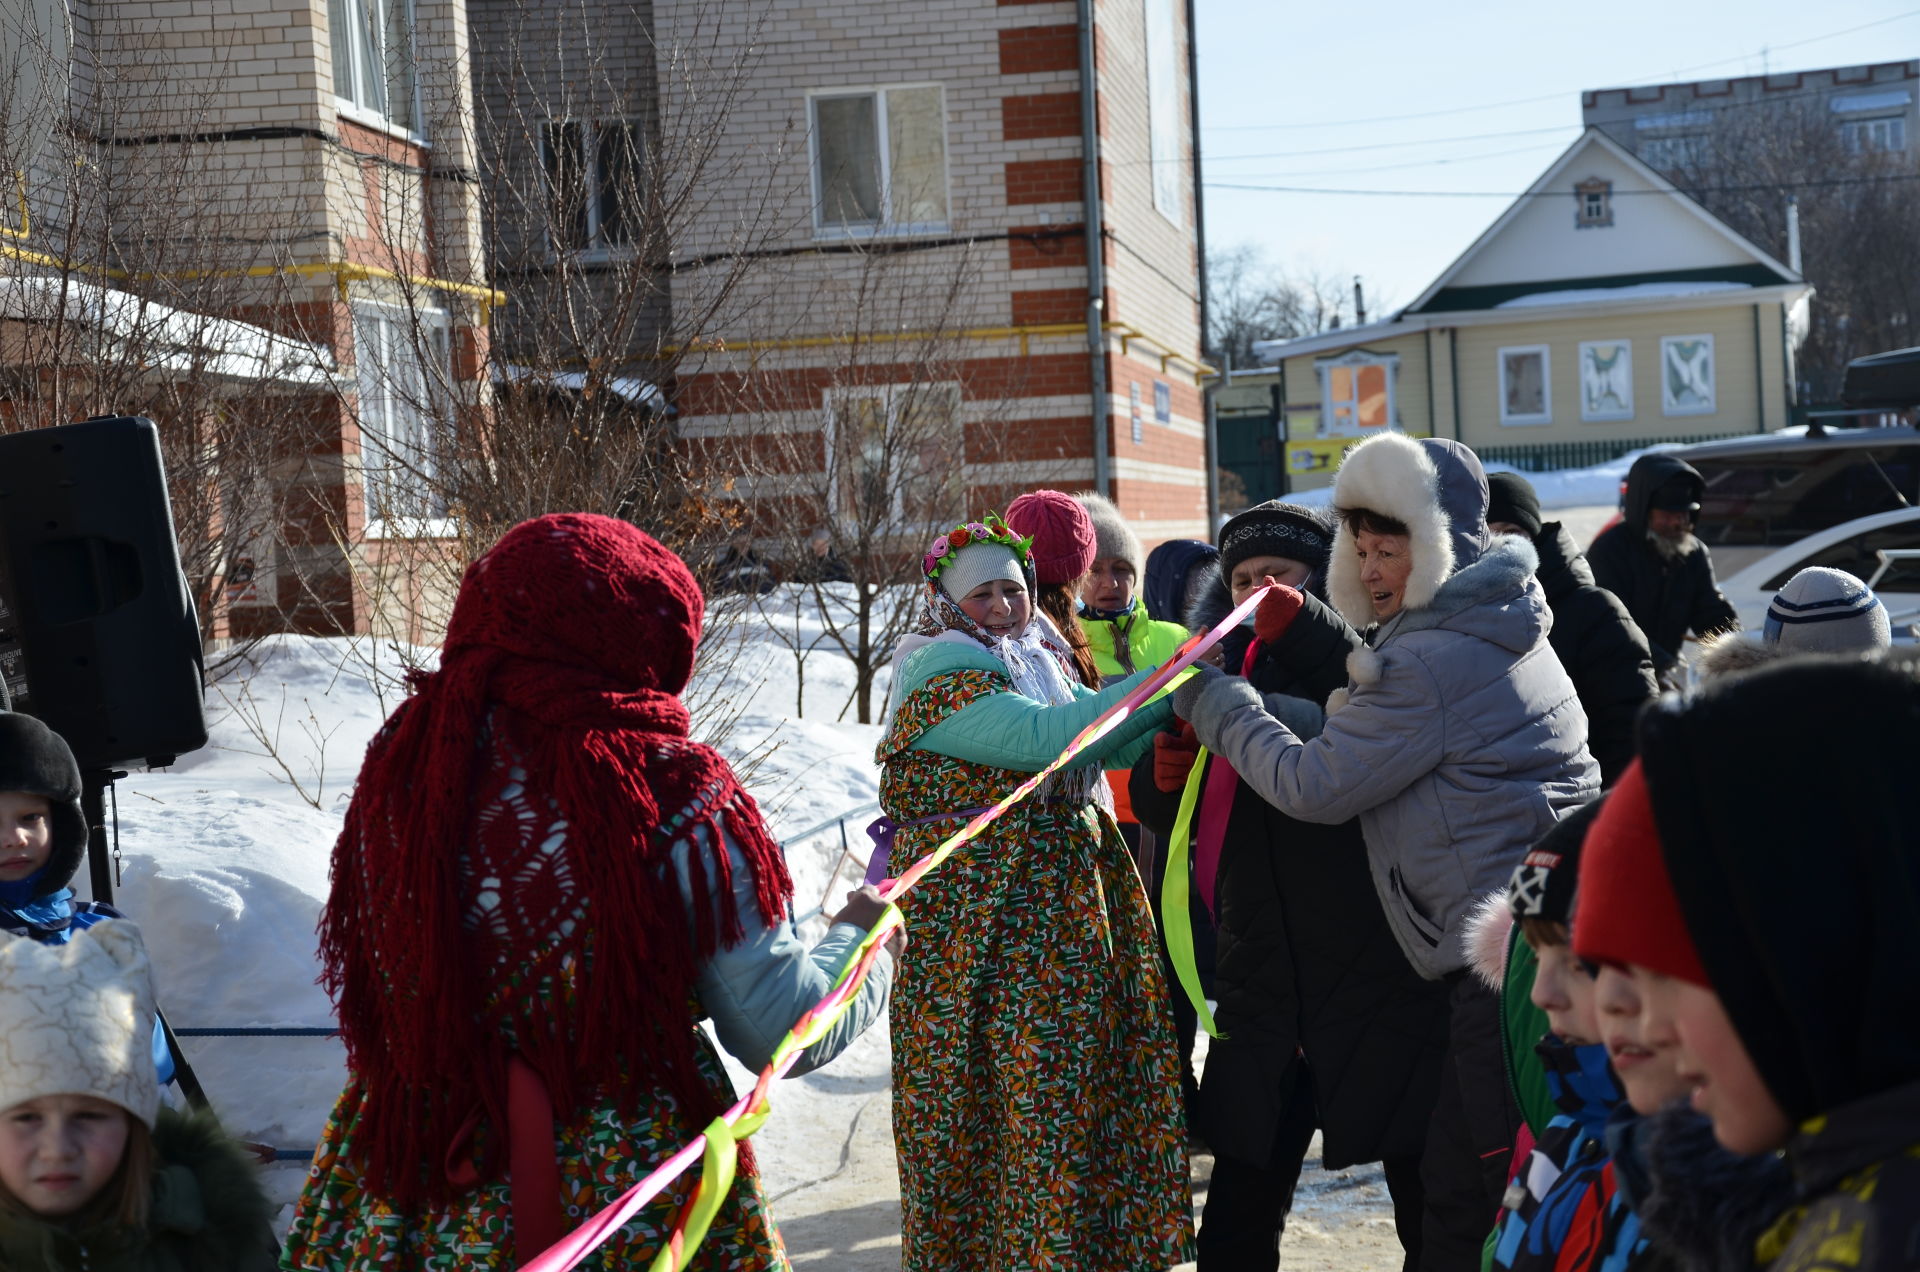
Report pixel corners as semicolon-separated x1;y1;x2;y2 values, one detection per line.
810;86;949;236
542;120;642;250
1838;116;1907;154
1574;178;1612;229
1579;340;1634;422
330;0;417;131
355;303;452;525
825;383;964;528
1639;134;1707;171
1315;351;1397;438
1661;334;1716;416
1499;345;1551;426
1144;0;1183;222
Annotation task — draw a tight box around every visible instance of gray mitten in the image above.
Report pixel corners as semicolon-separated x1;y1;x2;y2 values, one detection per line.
1170;660;1225;722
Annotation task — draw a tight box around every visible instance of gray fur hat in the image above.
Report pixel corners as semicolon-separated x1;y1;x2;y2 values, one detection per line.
1075;493;1144;577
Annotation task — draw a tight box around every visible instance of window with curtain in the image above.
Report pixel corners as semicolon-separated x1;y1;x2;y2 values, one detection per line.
810;85;949;236
330;0;418;131
825;383;965;528
354;303;451;524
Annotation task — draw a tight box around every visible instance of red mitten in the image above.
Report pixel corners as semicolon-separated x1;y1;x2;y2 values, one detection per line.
1153;721;1202;792
1253;583;1307;645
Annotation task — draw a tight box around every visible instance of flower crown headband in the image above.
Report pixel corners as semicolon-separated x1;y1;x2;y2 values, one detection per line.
922;515;1034;581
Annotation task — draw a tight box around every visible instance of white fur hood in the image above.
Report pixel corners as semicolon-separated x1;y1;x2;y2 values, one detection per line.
1326;432;1494;631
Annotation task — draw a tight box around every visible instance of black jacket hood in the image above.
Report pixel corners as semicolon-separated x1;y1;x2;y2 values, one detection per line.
1144;539;1218;627
1621;452;1705;537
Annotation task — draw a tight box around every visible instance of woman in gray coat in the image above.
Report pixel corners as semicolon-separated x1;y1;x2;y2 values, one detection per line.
1173;432;1597;1272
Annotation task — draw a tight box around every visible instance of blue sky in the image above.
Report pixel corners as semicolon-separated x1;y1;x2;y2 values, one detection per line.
1193;0;1919;314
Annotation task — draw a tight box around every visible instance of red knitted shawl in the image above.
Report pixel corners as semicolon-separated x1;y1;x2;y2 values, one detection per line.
318;514;792;1209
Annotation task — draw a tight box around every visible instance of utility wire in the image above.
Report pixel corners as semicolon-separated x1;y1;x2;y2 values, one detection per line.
1203;9;1920;133
1206;172;1920;197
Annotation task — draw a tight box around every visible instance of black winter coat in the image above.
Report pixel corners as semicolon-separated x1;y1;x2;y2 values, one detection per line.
1130;570;1448;1170
1586;453;1739;672
1531;522;1659;786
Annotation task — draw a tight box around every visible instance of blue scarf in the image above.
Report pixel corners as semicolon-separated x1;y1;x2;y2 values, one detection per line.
0;870;77;943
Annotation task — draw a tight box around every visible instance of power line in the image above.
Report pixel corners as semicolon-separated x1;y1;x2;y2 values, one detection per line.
1201;124;1577;165
1202;10;1920;133
1204;172;1920;198
1218;139;1575;181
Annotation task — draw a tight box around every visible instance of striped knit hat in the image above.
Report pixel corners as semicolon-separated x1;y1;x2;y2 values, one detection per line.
1763;567;1891;654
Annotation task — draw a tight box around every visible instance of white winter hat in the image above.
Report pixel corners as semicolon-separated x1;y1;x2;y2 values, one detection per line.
0;921;161;1127
940;542;1025;603
1764;567;1892;655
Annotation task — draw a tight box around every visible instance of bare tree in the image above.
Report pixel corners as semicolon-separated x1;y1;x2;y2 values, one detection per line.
1205;244;1358;368
1639;99;1920;401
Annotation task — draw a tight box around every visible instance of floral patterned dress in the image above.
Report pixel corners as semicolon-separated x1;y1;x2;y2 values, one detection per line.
879;665;1195;1272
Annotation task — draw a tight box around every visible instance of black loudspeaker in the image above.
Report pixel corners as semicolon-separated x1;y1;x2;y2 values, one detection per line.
0;416;208;769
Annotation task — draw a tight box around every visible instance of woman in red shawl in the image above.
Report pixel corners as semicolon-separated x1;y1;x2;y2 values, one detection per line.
283;514;898;1271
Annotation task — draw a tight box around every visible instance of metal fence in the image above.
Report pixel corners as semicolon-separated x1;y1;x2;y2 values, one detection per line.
1472;433;1725;475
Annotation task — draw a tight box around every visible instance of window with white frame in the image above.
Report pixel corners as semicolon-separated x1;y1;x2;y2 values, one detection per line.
810;86;949;237
1574;178;1612;229
1499;345;1552;426
1579;339;1634;422
1144;0;1183;222
825;383;965;528
354;302;452;525
330;0;418;131
1315;351;1397;438
1661;334;1716;416
541;119;642;250
1838;116;1907;154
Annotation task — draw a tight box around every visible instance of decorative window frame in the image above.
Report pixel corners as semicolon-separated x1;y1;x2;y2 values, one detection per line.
1498;344;1553;427
1313;348;1399;438
1660;333;1717;417
1578;339;1635;423
805;83;952;241
1574;177;1612;229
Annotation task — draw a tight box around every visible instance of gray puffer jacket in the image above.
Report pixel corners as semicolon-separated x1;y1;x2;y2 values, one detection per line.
1181;434;1599;978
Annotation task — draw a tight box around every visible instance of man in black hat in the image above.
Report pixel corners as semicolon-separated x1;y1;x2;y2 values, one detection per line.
1587;452;1738;682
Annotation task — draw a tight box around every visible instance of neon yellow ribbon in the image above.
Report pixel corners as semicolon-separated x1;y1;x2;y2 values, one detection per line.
1162;745;1223;1038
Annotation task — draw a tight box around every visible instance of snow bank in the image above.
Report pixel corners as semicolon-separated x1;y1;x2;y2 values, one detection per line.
78;608;903;1210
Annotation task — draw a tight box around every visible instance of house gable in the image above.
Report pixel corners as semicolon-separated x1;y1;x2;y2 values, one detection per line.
1407;128;1797;315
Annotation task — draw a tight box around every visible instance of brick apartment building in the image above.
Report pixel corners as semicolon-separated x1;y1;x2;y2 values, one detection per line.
471;0;1213;553
0;0;492;640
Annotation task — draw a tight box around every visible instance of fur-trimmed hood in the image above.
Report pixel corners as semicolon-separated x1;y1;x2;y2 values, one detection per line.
1328;433;1493;630
1693;629;1787;682
1341;535;1546;691
1465;892;1513;992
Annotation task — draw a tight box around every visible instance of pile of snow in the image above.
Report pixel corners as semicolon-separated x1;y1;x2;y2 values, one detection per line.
83;600;907;1211
1493;280;1750;309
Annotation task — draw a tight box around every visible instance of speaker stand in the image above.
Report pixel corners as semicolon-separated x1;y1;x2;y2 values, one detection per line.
80;768;211;1112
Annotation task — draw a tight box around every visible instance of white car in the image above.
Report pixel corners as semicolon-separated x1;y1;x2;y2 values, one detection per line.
1716;506;1920;641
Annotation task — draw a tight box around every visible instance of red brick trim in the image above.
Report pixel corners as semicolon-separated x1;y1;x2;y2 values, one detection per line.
998;25;1078;75
1002;91;1081;140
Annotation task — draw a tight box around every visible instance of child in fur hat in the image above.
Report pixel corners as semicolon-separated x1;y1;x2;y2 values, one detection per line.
0;921;276;1270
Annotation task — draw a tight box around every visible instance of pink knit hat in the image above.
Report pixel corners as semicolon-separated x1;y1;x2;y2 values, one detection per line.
1005;490;1096;585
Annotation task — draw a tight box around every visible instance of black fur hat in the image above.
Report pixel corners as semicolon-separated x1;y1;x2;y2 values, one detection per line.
0;713;87;897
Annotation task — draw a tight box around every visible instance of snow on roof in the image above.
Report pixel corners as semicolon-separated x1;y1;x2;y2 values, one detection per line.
0;273;339;385
494;363;662;409
1494;280;1752;309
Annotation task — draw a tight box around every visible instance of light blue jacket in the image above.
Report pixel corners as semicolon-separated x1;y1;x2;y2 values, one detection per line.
892;640;1173;775
671;825;892;1077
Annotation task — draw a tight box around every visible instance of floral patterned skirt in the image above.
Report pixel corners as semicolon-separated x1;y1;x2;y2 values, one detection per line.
889;802;1196;1272
281;1035;789;1272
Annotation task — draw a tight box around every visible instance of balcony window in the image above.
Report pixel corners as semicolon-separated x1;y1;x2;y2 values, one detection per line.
541;119;643;251
355;302;452;527
330;0;418;132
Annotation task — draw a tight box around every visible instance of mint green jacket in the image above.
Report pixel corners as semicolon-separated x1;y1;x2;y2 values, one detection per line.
893;641;1173;775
